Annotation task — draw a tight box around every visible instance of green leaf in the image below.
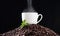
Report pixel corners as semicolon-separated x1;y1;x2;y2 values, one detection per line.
20;20;28;28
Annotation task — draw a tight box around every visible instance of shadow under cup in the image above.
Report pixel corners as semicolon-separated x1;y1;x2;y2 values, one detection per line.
22;12;43;24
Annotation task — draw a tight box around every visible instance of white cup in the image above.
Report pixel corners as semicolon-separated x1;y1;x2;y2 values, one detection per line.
21;12;43;24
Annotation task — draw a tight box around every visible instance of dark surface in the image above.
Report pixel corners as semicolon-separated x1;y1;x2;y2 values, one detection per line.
0;0;60;34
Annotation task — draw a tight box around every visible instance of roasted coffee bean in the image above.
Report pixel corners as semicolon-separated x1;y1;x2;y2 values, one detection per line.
0;24;59;36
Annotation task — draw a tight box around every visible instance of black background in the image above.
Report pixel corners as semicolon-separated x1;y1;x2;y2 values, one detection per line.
0;0;60;34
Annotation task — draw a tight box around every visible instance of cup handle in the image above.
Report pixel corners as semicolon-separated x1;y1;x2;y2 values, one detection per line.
37;14;43;23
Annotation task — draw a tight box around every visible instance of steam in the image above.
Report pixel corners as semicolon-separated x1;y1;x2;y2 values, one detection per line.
23;0;35;12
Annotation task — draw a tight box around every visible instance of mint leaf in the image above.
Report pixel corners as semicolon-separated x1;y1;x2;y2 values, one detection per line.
20;20;28;28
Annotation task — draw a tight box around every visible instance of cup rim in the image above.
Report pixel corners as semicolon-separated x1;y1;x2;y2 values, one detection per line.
22;12;37;13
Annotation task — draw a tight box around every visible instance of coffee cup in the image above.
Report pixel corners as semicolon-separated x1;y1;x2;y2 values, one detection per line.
21;12;43;24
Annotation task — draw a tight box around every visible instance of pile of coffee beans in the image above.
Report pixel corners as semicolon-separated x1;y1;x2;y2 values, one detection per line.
19;24;59;36
0;24;59;36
